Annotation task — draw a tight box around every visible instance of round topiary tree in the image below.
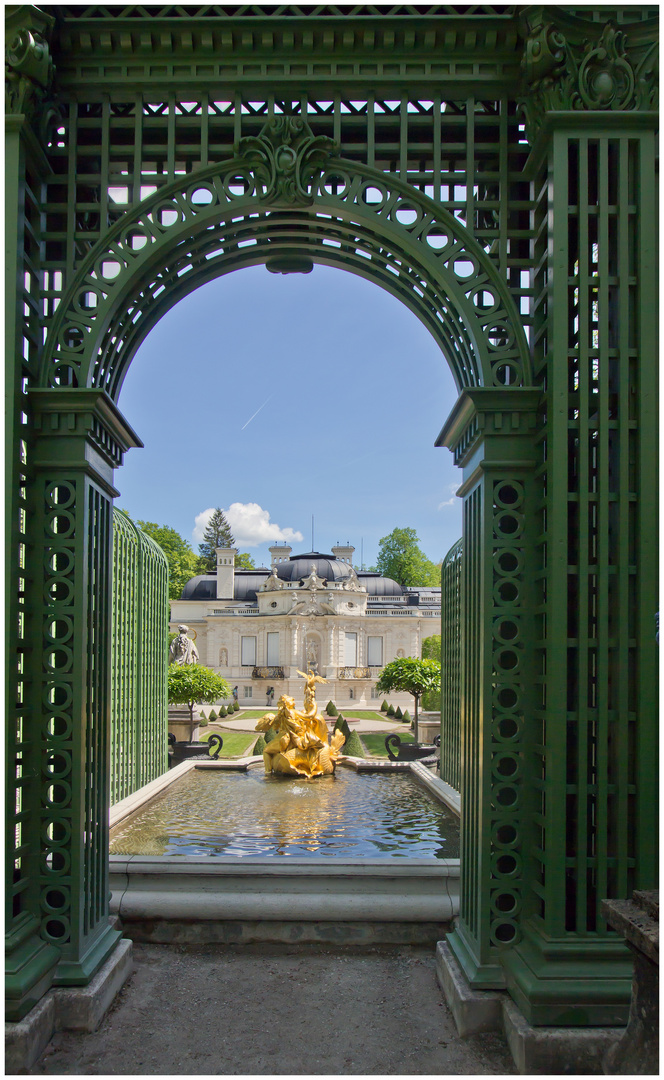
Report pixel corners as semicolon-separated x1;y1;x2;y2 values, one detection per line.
386;703;396;717
326;701;338;716
395;705;403;720
168;663;231;742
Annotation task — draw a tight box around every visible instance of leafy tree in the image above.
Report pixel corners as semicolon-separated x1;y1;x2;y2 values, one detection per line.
235;552;256;569
198;508;235;571
375;527;440;587
375;657;441;741
136;518;204;600
168;663;230;740
421;635;442;710
422;634;441;661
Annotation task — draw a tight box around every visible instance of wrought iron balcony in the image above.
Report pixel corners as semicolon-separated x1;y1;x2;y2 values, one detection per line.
252;666;284;680
338;666;371;680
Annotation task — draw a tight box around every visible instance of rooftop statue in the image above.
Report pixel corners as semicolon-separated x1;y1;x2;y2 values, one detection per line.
255;670;345;778
169;625;199;665
261;567;284;591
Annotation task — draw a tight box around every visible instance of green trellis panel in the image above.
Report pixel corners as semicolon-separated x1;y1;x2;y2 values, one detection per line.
4;2;658;1031
440;537;462;792
110;511;168;805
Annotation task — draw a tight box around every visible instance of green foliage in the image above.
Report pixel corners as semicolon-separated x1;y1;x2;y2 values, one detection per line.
326;700;338;716
422;634;441;661
198;508;234;571
375;527;440;587
386;704;396;717
375;657;441;702
167;664;231;720
235;552;255;569
219;705;227;717
380;699;389;712
402;709;411;723
208;708;217;721
233;700;240;712
264;727;278;744
422;688;440;711
135;518;205;600
342;730;365;758
253;734;266;755
333;715;351;740
395;705;403;719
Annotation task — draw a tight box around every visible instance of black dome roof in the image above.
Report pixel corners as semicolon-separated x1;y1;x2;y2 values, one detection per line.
179;555;404;600
180;570;270;602
274;552;353;584
357;571;404;597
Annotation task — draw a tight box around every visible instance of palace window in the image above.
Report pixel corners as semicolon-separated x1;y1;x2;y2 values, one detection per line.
344;632;357;666
266;632;279;666
367;636;383;666
241;636;256;666
243;686;253;699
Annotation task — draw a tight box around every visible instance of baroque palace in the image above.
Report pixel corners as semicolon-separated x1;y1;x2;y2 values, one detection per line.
170;543;441;707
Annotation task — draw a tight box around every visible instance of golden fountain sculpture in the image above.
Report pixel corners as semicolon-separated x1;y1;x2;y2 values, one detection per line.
255;669;345;778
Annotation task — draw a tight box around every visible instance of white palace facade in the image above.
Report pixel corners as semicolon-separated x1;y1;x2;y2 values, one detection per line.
170;543;441;709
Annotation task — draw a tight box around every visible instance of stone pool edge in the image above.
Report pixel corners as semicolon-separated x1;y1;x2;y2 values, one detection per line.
109;757;461;942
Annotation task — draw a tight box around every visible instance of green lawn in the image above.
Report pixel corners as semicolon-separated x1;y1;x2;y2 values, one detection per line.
333;710;388;721
360;732;415;758
198;730;258;757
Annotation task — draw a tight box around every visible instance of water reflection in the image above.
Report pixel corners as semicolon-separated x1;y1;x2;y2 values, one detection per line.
110;769;460;859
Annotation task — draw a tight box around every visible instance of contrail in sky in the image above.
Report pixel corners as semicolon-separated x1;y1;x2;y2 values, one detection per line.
241;395;272;431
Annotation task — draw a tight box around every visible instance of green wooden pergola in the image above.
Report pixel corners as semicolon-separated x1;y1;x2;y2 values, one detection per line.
5;3;658;1032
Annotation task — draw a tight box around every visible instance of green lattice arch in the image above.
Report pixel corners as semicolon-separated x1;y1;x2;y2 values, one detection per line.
39;118;532;398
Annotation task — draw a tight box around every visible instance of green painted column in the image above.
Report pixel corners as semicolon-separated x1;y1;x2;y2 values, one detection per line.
496;111;658;1027
5;4;62;1020
436;387;541;990
26;389;142;986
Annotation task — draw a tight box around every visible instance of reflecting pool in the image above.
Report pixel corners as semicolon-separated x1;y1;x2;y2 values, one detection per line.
110;768;459;859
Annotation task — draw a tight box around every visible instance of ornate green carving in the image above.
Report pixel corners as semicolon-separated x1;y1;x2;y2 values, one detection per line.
519;7;658;141
5;5;54;118
237;116;338;207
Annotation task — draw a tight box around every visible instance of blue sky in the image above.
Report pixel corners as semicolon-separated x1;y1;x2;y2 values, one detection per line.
116;263;462;570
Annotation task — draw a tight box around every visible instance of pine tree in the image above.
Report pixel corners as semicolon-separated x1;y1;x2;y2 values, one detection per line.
198;508;234;571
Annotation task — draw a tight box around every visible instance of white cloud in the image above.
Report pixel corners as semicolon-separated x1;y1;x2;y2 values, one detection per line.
193;503;303;548
437;483;460;510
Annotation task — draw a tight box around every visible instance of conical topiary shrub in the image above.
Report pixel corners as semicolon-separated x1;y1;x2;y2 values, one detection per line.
326;700;338;716
402;709;411;724
380;700;389;712
219;705;227;718
342;730;365;758
394;705;403;720
208;708;218;721
386;704;396;717
264;727;278;744
234;700;240;712
253;734;266;756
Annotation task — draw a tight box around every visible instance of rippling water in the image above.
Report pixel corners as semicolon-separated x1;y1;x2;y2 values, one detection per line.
110;769;459;858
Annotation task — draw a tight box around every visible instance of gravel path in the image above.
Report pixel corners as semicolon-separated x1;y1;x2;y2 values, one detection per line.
30;942;515;1075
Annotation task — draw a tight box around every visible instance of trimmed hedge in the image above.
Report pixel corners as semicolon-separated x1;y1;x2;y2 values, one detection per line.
394;705;403;720
386;704;396;717
342;729;365;758
253;734;266;755
380;700;389;712
326;700;338;716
